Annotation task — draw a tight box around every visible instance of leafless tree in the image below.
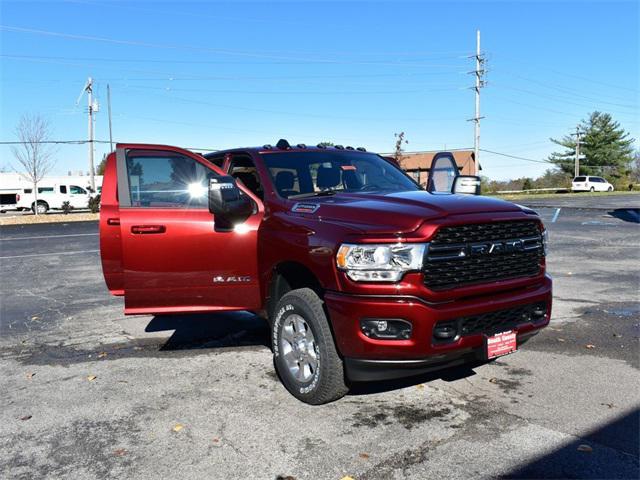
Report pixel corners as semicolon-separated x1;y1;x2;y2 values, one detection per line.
394;132;408;168
11;114;57;215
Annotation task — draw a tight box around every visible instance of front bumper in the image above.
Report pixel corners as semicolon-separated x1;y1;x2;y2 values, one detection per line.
324;275;552;381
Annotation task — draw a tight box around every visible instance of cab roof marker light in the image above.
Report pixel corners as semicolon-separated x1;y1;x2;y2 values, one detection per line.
335;145;344;150
263;144;273;149
276;139;291;150
346;146;354;150
356;147;367;152
296;143;307;149
317;143;327;149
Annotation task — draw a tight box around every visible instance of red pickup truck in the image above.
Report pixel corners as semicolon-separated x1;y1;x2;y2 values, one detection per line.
99;140;551;404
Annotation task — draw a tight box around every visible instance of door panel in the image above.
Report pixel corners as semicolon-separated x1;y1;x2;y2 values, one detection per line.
115;144;264;315
119;208;262;314
99;152;124;295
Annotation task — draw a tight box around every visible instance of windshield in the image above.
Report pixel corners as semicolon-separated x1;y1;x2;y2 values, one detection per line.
260;150;419;199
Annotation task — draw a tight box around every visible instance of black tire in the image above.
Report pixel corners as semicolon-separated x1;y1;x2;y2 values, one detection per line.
31;201;49;214
271;288;348;405
608;186;613;192
590;187;595;192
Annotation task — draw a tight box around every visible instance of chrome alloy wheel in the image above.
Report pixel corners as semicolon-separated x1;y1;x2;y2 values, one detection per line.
280;314;319;382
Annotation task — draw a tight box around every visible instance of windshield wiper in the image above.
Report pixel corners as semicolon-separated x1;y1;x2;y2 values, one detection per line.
288;190;338;200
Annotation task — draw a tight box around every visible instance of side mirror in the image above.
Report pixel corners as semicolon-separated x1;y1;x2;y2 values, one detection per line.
452;175;481;195
208;175;253;230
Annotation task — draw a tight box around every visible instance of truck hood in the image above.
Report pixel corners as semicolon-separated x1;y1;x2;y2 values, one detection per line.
295;191;524;234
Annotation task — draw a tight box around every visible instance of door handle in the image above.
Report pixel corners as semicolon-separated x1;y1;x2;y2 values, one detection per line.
107;218;120;226
131;225;166;234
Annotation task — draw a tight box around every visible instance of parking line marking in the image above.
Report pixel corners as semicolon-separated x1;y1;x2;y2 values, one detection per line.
0;249;99;260
551;208;561;223
0;233;99;241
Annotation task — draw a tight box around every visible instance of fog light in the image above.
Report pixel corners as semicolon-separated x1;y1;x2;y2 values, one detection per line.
532;304;547;322
433;322;458;340
360;318;412;340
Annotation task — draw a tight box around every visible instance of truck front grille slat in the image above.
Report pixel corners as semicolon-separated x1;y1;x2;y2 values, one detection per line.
423;221;543;290
433;302;548;342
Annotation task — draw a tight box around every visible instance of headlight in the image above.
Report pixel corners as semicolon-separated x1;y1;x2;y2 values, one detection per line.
336;243;427;282
541;228;548;256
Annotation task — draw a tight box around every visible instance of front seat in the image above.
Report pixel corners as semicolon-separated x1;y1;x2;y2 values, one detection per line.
316;165;341;190
275;171;298;198
233;171;263;199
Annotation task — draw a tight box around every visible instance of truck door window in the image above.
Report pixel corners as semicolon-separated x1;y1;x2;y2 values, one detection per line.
228;155;264;200
125;151;211;208
59;185;67;194
38;187;54;194
70;185;86;194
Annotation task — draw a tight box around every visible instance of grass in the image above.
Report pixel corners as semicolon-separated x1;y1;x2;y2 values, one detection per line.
488;190;640;201
0;212;99;226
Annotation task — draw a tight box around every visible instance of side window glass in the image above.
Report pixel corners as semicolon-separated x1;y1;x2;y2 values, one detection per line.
125;151;212;208
70;185;86;194
24;189;32;194
38;187;54;194
60;185;68;194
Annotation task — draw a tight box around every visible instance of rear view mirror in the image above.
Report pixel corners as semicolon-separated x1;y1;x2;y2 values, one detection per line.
208;175;253;230
452;175;481;195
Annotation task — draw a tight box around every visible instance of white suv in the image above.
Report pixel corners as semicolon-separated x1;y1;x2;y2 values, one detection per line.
571;176;614;192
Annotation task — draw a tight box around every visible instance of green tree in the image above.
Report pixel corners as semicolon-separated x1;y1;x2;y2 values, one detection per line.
522;178;533;190
549;112;635;179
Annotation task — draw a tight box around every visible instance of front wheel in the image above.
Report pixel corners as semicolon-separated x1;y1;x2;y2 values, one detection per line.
271;288;348;405
608;186;613;192
590;187;595;192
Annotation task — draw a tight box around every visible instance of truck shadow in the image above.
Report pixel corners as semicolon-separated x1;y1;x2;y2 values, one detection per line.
503;408;639;479
607;208;640;223
348;363;481;396
145;311;270;351
144;312;480;395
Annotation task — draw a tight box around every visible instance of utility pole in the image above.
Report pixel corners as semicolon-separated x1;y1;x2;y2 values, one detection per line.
468;30;486;176
86;77;95;192
107;84;114;152
77;77;97;191
573;126;582;177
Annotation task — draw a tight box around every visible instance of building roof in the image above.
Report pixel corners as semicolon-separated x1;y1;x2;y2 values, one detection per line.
397;150;478;175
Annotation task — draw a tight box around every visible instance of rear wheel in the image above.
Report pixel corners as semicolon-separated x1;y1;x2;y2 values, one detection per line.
590;186;595;192
31;201;49;214
271;288;348;404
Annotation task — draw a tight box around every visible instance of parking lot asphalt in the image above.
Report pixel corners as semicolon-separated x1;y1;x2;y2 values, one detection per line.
1;198;638;480
511;193;640;211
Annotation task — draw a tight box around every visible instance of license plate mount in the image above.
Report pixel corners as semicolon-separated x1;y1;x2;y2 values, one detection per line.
484;330;517;360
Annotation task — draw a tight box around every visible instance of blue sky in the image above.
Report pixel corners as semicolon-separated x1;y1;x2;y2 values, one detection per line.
1;0;638;180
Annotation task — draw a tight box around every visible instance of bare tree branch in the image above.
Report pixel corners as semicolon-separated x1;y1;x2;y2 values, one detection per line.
10;114;57;215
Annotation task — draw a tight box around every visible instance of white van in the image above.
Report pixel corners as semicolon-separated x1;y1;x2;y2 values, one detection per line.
16;183;93;214
571;176;614;192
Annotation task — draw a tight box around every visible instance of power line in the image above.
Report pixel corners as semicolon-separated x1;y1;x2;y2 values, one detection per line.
500;70;634;104
490;82;638;111
480;149;550;164
0;140;218;151
0;25;470;67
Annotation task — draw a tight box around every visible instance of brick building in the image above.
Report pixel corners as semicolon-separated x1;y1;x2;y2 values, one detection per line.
394;150;479;187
